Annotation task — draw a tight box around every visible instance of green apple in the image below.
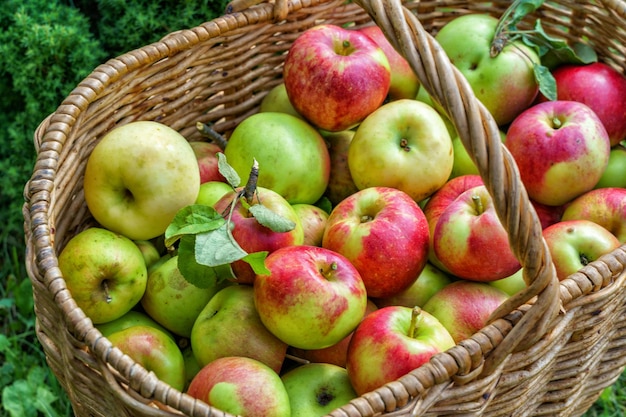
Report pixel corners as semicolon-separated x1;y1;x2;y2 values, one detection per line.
488;267;527;296
224;112;330;204
187;356;291;417
348;99;453;202
140;255;230;338
291;203;329;247
260;82;303;119
133;239;161;270
195;180;233;207
435;14;540;126
182;346;202;391
595;144;626;189
281;363;357;417
191;285;288;373
449;130;507;179
58;227;148;324
95;310;172;339
84;121;200;240
107;325;186;391
323;129;360;206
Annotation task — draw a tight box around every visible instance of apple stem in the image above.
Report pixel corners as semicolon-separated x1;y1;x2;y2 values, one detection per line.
319;262;338;280
102;280;112;304
580;253;590;266
552;117;562;129
243;158;259;204
196;121;228;150
472;194;484;214
408;306;422;339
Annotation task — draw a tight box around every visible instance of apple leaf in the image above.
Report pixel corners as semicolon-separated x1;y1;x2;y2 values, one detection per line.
524;20;598;68
315;195;333;214
533;62;557;101
177;235;221;289
195;223;249;266
248;203;296;233
242;251;270;275
217;152;241;188
164;205;226;249
508;0;545;27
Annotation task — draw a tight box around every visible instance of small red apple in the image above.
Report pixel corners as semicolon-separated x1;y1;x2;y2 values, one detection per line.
189;141;227;184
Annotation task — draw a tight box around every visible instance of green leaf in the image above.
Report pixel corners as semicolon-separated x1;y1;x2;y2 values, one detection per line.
315;196;333;214
164;205;226;248
248;204;296;233
528;20;598;66
242;251;270;276
195;223;249;266
217;152;241;188
509;0;545;27
177;235;219;289
534;63;557;101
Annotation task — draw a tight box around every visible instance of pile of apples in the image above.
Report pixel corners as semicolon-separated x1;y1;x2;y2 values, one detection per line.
57;12;626;417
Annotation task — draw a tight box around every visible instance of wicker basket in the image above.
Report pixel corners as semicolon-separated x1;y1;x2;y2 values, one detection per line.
23;0;626;416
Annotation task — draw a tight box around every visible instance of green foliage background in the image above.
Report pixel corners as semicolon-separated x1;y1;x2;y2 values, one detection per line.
0;0;623;416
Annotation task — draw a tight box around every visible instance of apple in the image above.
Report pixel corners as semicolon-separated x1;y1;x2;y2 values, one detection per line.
289;299;378;368
323;130;360;206
346;305;455;396
449;130;506;180
107;325;186;391
95;309;172;339
542;219;622;281
189;140;227;184
195;180;233;207
505;100;611;206
432;185;521;281
489;268;527;297
359;24;420;100
57;227;147;324
281;363;357;417
595;144;626;189
254;245;368;350
133;239;161;270
260;82;303;119
422;280;509;343
283;24;390;132
532;199;565;230
538;62;626;146
422;174;485;273
322;186;430;298
223;111;331;204
291;203;329;247
187;356;291;417
560;187;626;243
435;14;540;126
182;346;202;391
140;255;230;338
191;285;288;373
213;186;305;284
373;262;454;309
84;121;200;241
348;99;454;203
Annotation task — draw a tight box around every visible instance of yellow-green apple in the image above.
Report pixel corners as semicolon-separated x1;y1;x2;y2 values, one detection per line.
505;100;611;206
191;285;288;373
595;144;626;189
213;186;305;284
107;325;186;391
488;267;527;297
223;112;330;204
281;363;357;417
260;82;303;119
432;185;521;281
435;14;540;126
422;280;509;343
560;187;626;243
95;310;172;339
292;203;329;247
537;62;626;146
83;121;200;240
182;346;202;391
422;174;484;273
323;130;359;206
195;180;233;207
190;141;227;184
140;255;230;338
283;24;390;132
346;306;455;396
289;299;378;368
57;227;147;324
348;99;453;202
542;219;621;281
449;130;506;180
133;239;161;270
373;262;454;309
186;356;291;417
358;24;420;100
322;186;430;298
254;245;368;350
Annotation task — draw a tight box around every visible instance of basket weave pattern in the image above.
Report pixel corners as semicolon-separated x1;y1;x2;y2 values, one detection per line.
24;1;626;416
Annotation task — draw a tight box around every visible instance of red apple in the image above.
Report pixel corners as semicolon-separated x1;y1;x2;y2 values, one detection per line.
322;186;430;299
283;24;390;132
190;141;227;184
531;199;565;230
346;306;455;396
505;100;611;206
254;245;368;350
432;185;521;281
538;62;626;146
422;280;509;344
543;219;622;281
560;187;626;243
291;203;329;247
323;130;360;206
359;24;420;100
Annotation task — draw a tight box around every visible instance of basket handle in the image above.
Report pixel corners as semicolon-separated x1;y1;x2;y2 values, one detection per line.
225;0;289;20
352;0;561;376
